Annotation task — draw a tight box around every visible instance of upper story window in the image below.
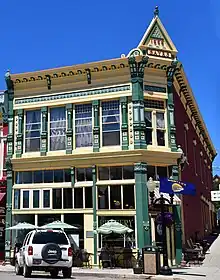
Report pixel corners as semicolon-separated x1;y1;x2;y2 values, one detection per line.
25;110;41;152
98;166;134;181
50;107;66;151
144;100;166;146
75;104;92;148
102;100;120;146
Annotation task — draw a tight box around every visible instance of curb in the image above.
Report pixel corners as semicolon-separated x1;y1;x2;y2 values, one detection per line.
0;267;184;280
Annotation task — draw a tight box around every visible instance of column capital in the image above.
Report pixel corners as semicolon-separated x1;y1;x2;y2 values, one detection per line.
134;162;147;173
128;56;148;80
92;100;99;107
166;59;178;84
41;106;47;113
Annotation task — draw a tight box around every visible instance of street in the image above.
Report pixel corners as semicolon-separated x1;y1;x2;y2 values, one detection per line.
0;272;108;280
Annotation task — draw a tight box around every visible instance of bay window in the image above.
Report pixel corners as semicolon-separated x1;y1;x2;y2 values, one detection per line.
102;100;120;146
25;110;41;152
75;104;92;148
50;107;66;151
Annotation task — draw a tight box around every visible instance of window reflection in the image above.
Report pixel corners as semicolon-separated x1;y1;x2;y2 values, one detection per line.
98;186;109;209
85;187;93;208
74;188;83;208
123;185;135;209
110;167;122;180
44;170;53;183
23;191;29;208
53;189;62;209
110;185;121;209
63;188;73;209
54;170;64;183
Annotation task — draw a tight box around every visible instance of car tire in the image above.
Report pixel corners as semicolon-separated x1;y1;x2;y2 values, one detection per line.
50;269;59;278
23;263;32;278
63;267;72;278
15;261;23;275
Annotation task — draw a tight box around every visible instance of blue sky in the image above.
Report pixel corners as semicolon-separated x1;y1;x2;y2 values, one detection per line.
0;0;219;173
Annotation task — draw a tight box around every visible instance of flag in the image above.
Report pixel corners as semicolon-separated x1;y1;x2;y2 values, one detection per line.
159;178;196;196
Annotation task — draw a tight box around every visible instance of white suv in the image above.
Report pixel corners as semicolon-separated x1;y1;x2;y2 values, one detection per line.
15;229;73;278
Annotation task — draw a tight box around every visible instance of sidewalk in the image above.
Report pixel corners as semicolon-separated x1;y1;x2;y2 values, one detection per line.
0;264;184;279
172;233;220;280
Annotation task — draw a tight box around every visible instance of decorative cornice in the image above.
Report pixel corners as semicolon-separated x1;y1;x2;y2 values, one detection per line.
14;85;130;105
175;67;216;160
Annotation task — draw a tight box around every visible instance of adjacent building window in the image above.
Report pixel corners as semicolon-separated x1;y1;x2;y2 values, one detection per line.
98;166;134;181
15;169;71;184
75;104;92;148
98;185;135;210
102;100;120;146
144;100;166;146
14;190;20;209
25;110;41;152
50;107;66;151
33;190;40;208
184;128;188;157
23;191;29;208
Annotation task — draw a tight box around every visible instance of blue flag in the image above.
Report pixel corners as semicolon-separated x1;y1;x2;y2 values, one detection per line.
159;178;196;196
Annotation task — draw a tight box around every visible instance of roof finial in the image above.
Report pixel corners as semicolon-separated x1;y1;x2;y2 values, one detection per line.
154;6;159;18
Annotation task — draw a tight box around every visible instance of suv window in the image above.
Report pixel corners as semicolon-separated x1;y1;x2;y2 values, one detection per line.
32;232;68;245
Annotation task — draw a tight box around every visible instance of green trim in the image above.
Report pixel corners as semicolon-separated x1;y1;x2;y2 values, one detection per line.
40;107;48;156
172;165;182;265
66;104;73;154
92;166;97;264
92;100;100;152
120;97;128;150
134;162;151;250
15;85;130;105
16;109;23;158
144;85;166;93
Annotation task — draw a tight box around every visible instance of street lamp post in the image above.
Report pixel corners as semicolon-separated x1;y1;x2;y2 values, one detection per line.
147;178;173;276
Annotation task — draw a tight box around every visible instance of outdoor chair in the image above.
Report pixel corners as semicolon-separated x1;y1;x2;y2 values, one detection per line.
99;250;113;268
80;250;92;268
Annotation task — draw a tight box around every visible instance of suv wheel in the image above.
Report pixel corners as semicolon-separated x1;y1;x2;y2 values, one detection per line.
50;269;59;278
15;261;23;275
23;263;32;278
63;268;72;278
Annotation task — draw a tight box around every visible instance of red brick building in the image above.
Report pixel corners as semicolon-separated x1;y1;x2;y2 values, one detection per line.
174;85;216;243
0;92;7;260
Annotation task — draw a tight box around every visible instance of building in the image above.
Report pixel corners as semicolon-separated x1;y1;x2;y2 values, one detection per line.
0;92;7;260
3;7;216;265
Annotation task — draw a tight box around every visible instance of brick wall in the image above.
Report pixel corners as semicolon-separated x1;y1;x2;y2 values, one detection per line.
173;86;213;242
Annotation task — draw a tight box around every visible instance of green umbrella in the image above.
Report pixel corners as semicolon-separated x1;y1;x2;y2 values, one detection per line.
96;219;133;235
41;220;78;230
6;222;37;230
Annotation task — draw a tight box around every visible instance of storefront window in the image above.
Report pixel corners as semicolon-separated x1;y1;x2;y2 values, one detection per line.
33;190;39;208
85;187;93;208
110;185;121;209
23;191;29;208
123;185;135;209
74;188;83;208
33;171;43;183
98;186;109;209
63;188;73;209
14;190;20;209
43;190;50;208
53;189;62;209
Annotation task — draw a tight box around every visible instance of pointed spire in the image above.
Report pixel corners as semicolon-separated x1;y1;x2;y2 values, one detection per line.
154;6;159;18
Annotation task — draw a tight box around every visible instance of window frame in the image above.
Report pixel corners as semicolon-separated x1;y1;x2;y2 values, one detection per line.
144;106;168;147
24;109;41;153
74;103;93;149
48;106;67;151
101;100;121;147
21;190;30;209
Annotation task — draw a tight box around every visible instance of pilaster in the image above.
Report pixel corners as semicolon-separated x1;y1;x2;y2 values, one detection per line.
92;100;100;152
172;165;182;264
40;107;48;156
134;162;151;250
120;96;128;150
66;104;73;154
128;56;148;149
16;109;23;158
4;71;14;262
92;165;97;264
166;60;178;152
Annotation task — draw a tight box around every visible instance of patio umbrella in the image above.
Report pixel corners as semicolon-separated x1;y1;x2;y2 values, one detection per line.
96;219;133;235
6;222;37;230
40;220;78;230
